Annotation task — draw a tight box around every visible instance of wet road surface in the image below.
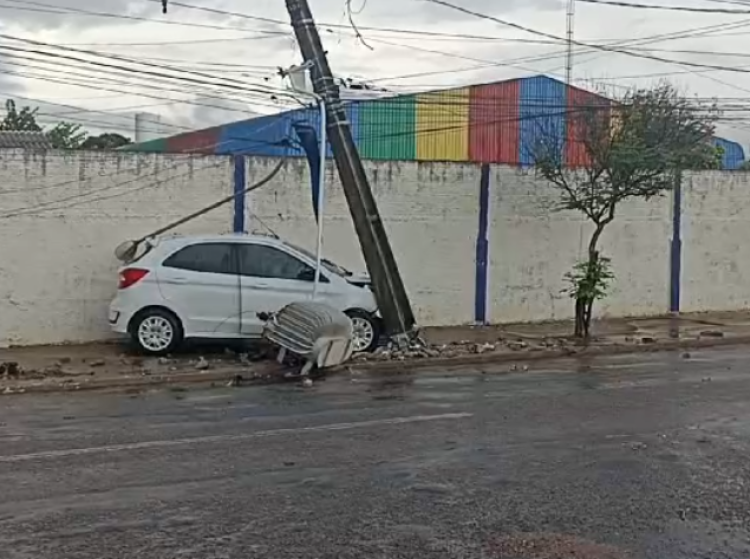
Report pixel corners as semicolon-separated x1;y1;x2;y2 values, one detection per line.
2;347;750;558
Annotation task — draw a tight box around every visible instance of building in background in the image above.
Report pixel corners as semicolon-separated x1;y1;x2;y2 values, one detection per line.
125;75;746;170
0;131;53;150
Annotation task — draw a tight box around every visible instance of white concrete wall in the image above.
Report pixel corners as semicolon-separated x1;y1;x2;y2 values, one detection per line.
1;149;747;347
0;150;233;346
245;158;480;326
488;167;672;323
682;171;750;312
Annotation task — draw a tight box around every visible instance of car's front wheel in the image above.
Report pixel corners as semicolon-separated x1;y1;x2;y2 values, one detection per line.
130;308;183;356
346;310;381;353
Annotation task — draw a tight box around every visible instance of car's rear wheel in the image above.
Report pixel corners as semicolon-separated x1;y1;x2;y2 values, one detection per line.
346;310;380;353
130;308;183;356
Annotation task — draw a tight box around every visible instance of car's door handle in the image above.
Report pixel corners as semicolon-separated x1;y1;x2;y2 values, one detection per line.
254;282;270;289
169;277;188;284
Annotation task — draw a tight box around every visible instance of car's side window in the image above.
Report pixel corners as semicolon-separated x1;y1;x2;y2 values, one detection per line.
238;244;316;281
162;243;236;275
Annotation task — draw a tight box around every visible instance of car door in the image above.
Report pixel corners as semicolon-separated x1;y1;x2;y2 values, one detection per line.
236;242;322;336
156;242;241;337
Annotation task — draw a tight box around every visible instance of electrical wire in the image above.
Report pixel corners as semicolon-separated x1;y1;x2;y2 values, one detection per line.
54;35;285;48
578;0;750;13
365;17;750;86
420;0;750;79
0;99;736;217
0;56;295;117
0;0;284;34
0;35;292;100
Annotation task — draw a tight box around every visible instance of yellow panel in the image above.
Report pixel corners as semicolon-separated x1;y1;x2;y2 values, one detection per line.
416;88;470;161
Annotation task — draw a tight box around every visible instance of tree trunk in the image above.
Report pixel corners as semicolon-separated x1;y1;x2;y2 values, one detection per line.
573;222;607;340
574;297;586;338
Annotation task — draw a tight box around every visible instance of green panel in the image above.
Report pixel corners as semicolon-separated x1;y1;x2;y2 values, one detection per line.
122;138;167;153
359;96;416;160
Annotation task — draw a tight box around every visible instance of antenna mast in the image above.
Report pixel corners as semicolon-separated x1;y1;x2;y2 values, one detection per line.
565;0;575;84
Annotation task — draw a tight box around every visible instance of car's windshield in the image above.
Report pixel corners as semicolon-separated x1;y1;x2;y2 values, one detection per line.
286;242;351;276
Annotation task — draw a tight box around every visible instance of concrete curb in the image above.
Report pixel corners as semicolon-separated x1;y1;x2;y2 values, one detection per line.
4;335;750;396
347;335;750;373
0;366;276;396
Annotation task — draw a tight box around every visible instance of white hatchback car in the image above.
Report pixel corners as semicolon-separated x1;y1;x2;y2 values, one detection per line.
109;234;381;355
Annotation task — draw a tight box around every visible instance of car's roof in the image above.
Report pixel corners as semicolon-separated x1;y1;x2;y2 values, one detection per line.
154;233;283;246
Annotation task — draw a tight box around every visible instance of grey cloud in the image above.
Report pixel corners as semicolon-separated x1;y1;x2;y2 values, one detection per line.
182;95;261;129
0;0;563;34
377;0;564;25
0;0;192;32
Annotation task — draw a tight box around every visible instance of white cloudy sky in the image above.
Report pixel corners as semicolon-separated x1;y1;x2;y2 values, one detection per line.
1;0;749;148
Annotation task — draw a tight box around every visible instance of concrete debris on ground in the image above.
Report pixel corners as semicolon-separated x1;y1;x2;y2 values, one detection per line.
0;342;285;395
0;311;748;395
351;336;571;364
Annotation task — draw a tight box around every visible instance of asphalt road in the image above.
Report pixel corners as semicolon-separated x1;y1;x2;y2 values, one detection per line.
2;347;750;558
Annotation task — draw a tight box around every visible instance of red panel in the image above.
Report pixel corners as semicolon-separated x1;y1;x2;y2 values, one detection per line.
166;127;221;155
565;86;610;168
468;81;520;164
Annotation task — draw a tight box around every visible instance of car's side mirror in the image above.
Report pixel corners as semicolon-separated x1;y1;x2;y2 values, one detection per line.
297;268;328;283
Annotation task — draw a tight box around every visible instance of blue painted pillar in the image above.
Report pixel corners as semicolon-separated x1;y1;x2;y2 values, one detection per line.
474;164;491;324
233;155;246;233
669;171;683;313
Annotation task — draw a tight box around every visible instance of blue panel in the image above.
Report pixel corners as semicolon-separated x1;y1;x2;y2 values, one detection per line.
290;101;361;158
519;76;567;166
713;137;745;170
217;111;299;156
474;164;490;324
233;155;246;233
670;175;682;313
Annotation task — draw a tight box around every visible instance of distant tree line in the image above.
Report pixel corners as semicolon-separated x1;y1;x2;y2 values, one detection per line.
0;99;132;150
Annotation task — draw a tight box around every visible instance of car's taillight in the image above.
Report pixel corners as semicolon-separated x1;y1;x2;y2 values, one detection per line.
119;268;149;289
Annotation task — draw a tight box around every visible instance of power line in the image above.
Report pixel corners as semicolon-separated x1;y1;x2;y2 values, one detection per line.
54;35;288;47
0;36;300;114
365;17;750;86
0;64;291;120
0;53;290;114
578;0;750;13
0;116;294;199
0;35;290;100
0;0;281;33
0;160;227;218
421;0;750;77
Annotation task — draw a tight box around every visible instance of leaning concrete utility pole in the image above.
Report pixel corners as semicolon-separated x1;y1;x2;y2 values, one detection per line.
284;0;417;343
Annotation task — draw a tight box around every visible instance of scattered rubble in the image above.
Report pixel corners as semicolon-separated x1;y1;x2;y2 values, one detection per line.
195;357;210;371
226;374;244;388
0;362;20;377
351;336;571;364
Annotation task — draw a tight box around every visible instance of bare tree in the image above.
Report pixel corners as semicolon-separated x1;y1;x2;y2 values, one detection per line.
533;83;721;339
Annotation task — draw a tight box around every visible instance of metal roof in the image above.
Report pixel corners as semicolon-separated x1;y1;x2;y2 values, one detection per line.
0;131;54;150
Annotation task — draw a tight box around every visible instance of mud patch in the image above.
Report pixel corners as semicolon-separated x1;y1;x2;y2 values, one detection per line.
488;532;628;559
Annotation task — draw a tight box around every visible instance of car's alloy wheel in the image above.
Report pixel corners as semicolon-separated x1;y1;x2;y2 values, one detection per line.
347;311;379;353
131;309;183;355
